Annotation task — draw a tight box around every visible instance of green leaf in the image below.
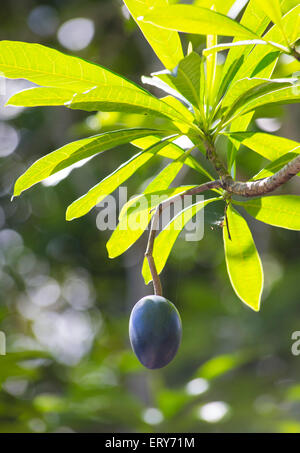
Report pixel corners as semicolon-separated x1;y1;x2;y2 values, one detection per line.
123;0;183;70
13;128;165;197
141;74;187;104
223;205;263;311
222;5;300;170
66;137;194;220
252;0;286;39
281;0;300;14
222;85;300;127
107;140;211;259
0;40;145;93
139;5;259;40
107;185;196;258
142;197;219;284
220;77;294;114
227;5;300;86
131;135;211;176
196;353;248;380
236;196;300;230
194;0;236;15
252;151;300;180
224;131;300;161
165;52;203;108
206;30;218;108
160;95;195;127
219;1;271;98
7;87;76;107
65;85;193;126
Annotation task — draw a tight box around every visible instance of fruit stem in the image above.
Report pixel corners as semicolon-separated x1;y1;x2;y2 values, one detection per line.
145;204;163;296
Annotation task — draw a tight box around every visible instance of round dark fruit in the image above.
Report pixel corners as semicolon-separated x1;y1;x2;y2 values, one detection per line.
129;295;182;369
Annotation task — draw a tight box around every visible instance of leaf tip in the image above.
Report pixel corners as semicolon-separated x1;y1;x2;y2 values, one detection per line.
65;207;74;222
13;181;22;198
106;241;115;259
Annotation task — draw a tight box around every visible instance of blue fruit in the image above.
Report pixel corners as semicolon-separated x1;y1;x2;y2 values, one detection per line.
129;295;182;369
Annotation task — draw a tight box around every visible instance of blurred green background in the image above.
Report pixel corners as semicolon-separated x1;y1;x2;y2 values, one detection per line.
0;0;300;433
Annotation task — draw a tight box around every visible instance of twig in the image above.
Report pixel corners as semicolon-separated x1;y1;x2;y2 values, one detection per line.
144;180;222;294
144;152;300;292
223;154;300;197
145;204;163;296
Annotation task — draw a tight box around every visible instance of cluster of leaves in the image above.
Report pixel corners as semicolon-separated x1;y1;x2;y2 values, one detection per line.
1;0;300;311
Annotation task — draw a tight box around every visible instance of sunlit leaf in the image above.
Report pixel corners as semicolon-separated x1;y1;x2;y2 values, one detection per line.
220;77;295;113
223;205;264;311
193;0;236;15
223;5;299;169
65;85;193;126
139;5;259;40
223;85;300;127
66;137;197;220
13;128;166;197
160;95;197;134
227;5;300;87
123;0;183;70
252;0;284;32
236;196;300;230
107;185;196;258
131;135;213;177
224;131;300;161
142;197;219;284
107;140;211;259
7;87;76;107
252;151;300;180
166;52;203;107
206;29;218;108
141;74;187;104
0;40;145;93
219;0;271;98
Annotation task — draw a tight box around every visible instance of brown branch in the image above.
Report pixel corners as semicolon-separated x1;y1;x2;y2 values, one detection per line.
203;135;300;197
144;180;222;294
204;137;229;180
144;153;300;292
145;204;163;296
223;154;300;197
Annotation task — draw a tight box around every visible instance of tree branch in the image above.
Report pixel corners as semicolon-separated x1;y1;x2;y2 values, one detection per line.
145;204;163;296
223;154;300;197
144;153;300;292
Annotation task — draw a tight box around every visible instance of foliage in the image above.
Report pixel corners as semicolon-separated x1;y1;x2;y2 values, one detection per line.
0;0;300;433
2;0;299;311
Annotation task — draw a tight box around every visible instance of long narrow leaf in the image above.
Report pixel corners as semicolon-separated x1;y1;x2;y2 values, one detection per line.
223;5;299;169
223;85;300;126
123;0;183;70
107;185;196;258
65;85;193;125
13;128;166;197
130;135;211;177
142;197;219;284
252;151;300;180
139;5;259;39
223;205;263;311
7;87;76;107
236;196;300;230
66;137;195;220
224;131;300;161
0;40;145;93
